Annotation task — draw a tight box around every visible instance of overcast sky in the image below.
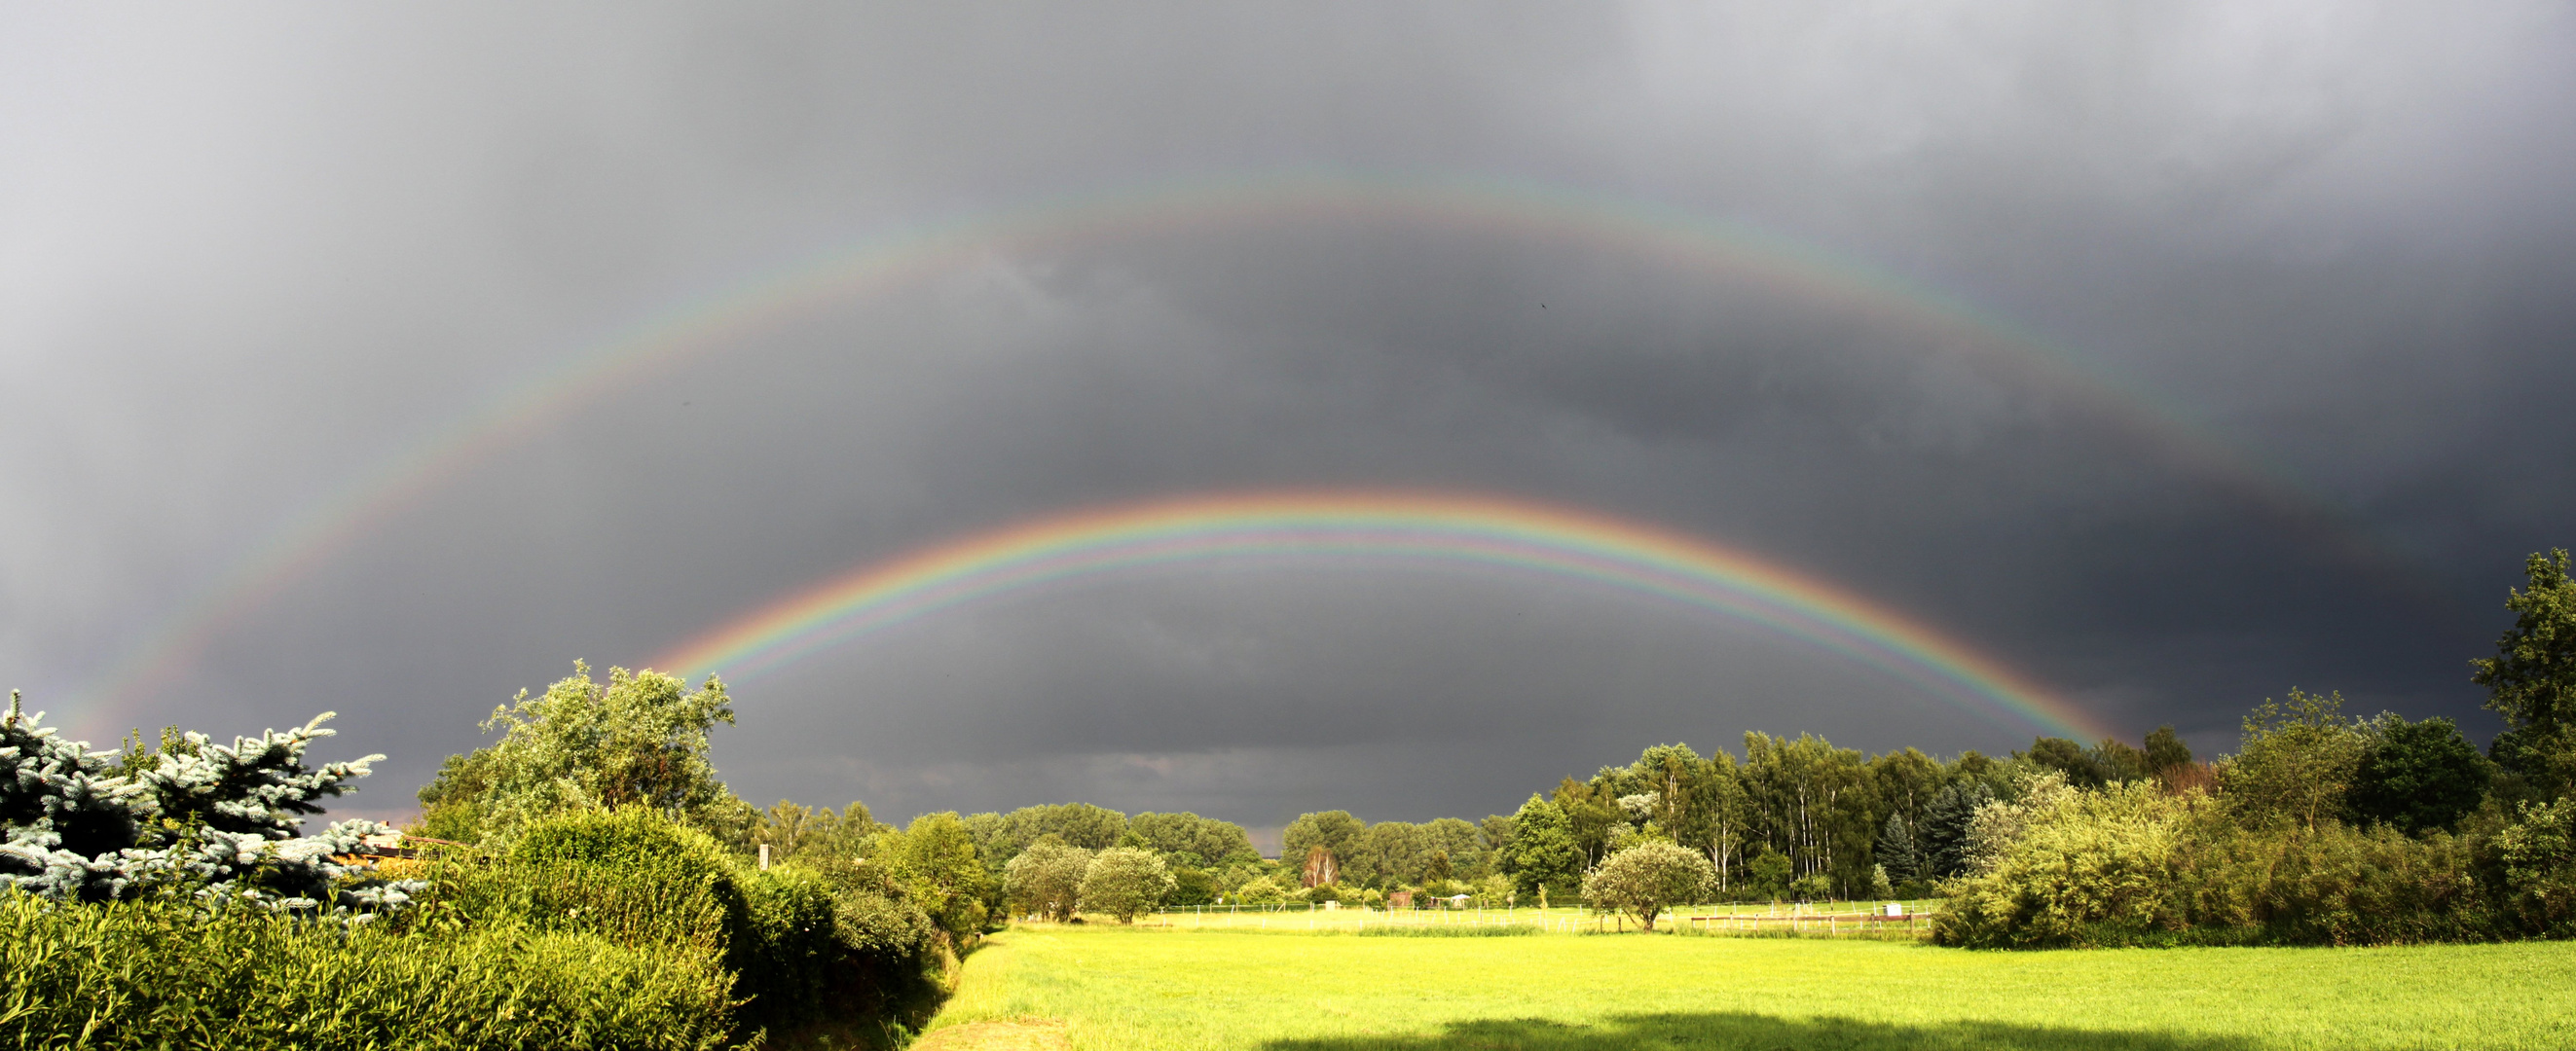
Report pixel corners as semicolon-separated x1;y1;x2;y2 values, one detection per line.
6;4;2573;839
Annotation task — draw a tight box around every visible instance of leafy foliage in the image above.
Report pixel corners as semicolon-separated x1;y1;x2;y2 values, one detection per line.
2350;715;2491;835
422;806;944;1037
0;890;736;1051
1080;846;1175;922
2475;549;2576;796
417;663;746;845
871;811;992;938
1579;840;1714;930
2222;688;2368;831
1005;839;1093;921
1497;794;1582;896
2494;798;2576;934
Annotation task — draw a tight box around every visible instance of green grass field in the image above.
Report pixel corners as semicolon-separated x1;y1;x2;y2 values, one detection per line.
917;921;2576;1050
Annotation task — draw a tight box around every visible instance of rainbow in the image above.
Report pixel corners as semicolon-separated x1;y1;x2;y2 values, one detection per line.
66;170;2402;738
653;490;2111;742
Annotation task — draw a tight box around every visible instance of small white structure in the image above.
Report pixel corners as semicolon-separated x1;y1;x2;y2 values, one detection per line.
1884;902;1905;918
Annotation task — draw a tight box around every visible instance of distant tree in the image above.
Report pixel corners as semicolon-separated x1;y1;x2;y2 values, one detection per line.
1478;813;1517;863
1625;743;1704;840
2224;688;2369;831
2350;715;2492;835
753;799;880;863
1127;812;1257;869
2143;725;2194;776
1282;811;1364;886
1689;749;1750;896
1745;849;1792;901
1419;817;1487;879
1918;779;1995;880
1081;847;1175;923
2024;737;2107;790
1499;794;1583;896
1004;840;1093;922
1551;777;1623;866
1874;812;1926;884
1230;874;1291;905
1788;873;1832;903
1741;733;1875;894
873;812;990;937
2090;738;2153;782
1580;841;1715;931
1167;866;1217;906
1351;820;1429;888
1423;851;1454;883
417;663;746;845
1868;747;1943;876
2474;550;2576;798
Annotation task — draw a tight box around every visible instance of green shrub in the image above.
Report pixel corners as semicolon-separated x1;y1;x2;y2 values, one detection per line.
2496;798;2576;934
0;890;734;1051
2173;817;2494;945
418;808;943;1037
1936;777;2509;948
1934;779;2192;948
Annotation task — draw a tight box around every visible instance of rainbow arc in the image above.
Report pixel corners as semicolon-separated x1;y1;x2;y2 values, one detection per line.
653;490;2109;742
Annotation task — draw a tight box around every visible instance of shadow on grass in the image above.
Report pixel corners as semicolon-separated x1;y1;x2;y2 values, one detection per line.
1262;1011;2258;1051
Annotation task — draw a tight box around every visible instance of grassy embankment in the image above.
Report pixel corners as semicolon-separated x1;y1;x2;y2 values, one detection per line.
918;919;2576;1050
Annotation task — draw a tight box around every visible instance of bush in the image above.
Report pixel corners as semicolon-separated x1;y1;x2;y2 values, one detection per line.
1936;777;2508;948
2496;798;2576;934
1934;779;2195;948
420;807;941;1037
0;889;734;1050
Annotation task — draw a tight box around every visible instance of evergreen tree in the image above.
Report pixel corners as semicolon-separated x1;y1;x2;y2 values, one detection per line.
1874;812;1925;884
1918;779;1994;880
1;693;411;911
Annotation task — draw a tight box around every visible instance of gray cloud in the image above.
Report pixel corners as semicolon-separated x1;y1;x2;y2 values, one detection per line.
5;2;2572;829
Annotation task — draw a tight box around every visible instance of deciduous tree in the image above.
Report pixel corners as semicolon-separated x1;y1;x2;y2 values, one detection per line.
418;663;745;844
1004;840;1092;922
2474;550;2576;797
1081;847;1175;923
1499;794;1582;896
2350;716;2490;835
1580;841;1714;931
2224;688;2368;832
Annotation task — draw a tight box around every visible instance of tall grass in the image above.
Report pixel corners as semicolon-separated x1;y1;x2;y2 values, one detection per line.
0;890;735;1051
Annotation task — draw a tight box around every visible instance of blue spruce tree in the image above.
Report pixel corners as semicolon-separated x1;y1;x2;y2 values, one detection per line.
0;691;419;913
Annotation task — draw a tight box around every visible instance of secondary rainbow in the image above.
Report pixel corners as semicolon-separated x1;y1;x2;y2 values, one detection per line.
653;490;2110;742
68;170;2401;738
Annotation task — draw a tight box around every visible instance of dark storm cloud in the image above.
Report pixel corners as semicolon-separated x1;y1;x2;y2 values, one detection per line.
4;3;2573;830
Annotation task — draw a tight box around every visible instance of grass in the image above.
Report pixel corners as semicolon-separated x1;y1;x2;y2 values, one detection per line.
1127;903;1937;939
919;920;2576;1050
